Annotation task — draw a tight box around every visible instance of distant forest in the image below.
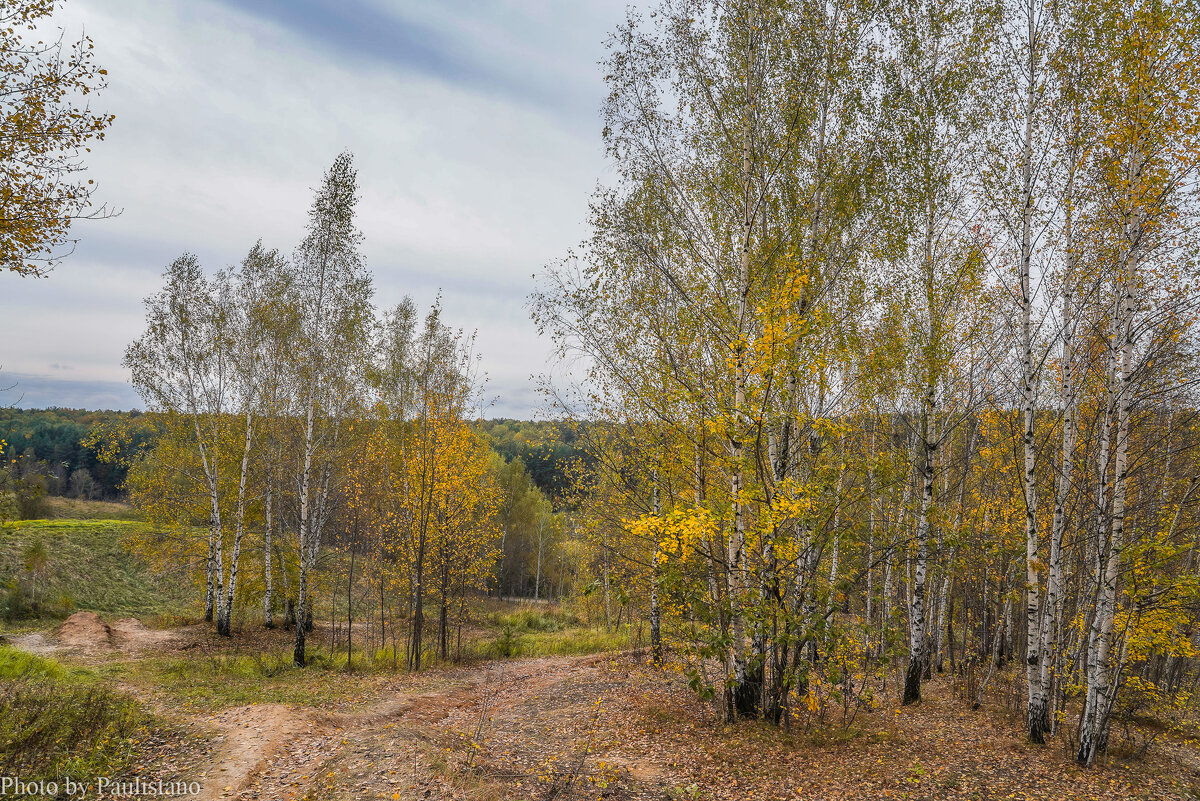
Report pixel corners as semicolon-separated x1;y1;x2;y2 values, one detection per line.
0;409;149;511
477;418;590;500
0;408;586;514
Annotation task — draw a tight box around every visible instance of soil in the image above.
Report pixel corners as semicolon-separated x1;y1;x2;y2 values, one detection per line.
184;654;691;801
110;616;181;652
56;610;114;652
6;632;59;655
8;611;183;656
184;652;1200;801
8;622;1200;800
193;704;310;801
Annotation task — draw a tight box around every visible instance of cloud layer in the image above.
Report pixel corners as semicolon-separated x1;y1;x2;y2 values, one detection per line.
1;0;630;416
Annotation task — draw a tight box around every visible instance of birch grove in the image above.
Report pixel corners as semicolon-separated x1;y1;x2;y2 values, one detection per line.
537;0;1200;764
120;153;507;669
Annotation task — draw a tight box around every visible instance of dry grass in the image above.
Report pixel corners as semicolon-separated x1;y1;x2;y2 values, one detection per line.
41;496;141;520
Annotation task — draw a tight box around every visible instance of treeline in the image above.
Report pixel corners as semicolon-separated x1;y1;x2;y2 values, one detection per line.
0;409;148;517
534;0;1200;769
104;153;576;667
1;413;580;506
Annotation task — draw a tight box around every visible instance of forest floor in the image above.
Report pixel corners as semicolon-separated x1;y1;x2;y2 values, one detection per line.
6;613;1200;801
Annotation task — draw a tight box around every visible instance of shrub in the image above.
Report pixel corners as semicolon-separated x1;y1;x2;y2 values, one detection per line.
0;682;146;783
0;647;149;787
493;626;518;658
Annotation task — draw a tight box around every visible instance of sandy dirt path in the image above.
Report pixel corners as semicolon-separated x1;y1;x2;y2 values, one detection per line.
4;624;659;800
193;677;485;800
192;704;315;801
190;655;648;801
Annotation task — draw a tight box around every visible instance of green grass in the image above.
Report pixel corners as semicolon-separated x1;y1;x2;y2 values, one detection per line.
0;519;194;625
131;650;384;711
474;605;637;658
0;646;152;794
470;606;636;659
0;644;131;686
524;627;634;656
0;644;69;681
479;626;634;659
485;606;583;633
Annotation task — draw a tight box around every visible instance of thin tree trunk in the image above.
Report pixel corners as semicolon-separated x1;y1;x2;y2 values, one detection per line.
1039;160;1078;739
904;382;936;705
347;544;355;671
650;471;663;666
1015;0;1046;741
934;573;951;672
205;530;216;623
534;516;545;601
975;596;1011;709
865;454;876;654
726;0;759;720
219;409;254;637
1079;270;1139;765
264;481;275;628
294;400;316;667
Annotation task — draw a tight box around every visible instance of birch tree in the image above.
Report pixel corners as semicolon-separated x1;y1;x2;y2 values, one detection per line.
125;254;230;625
287;151;373;666
880;0;996;704
1075;0;1200;764
982;0;1063;740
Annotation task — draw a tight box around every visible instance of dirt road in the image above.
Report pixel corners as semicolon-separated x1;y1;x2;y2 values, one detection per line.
191;654;666;801
12;620;1199;801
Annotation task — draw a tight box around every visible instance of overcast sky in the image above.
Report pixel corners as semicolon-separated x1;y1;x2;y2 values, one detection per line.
0;0;636;417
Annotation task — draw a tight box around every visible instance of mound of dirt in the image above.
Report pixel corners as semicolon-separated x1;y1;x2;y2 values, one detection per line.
56;610;114;652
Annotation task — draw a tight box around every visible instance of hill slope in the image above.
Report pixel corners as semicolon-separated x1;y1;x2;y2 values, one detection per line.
0;519;194;625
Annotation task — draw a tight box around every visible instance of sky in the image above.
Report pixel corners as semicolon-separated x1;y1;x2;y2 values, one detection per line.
0;0;637;417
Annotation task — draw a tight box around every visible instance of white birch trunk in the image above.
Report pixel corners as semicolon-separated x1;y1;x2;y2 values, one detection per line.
219;409;254;636
726;0;756;718
904;410;935;704
293;400;316;666
650;473;663;666
1040;161;1078;736
1079;274;1139;765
